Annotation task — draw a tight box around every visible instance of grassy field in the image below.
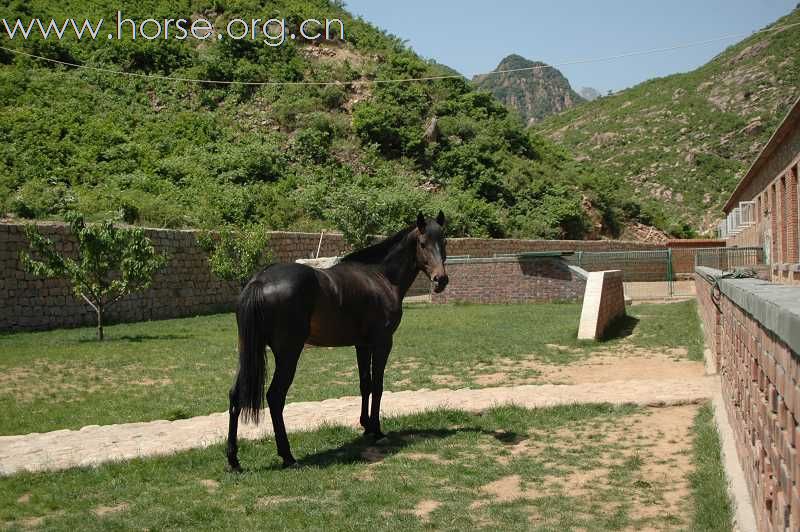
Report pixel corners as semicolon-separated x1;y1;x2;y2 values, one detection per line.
0;403;731;531
0;301;704;435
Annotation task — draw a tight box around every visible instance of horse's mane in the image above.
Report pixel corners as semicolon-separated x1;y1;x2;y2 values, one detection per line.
341;226;415;265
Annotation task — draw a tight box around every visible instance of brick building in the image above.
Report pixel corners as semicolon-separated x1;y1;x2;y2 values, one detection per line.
696;96;800;530
720;96;800;283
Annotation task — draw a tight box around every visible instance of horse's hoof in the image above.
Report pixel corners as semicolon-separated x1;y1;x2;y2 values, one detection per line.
227;461;243;473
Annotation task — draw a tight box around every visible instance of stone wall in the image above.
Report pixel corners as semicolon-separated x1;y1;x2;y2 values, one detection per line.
430;257;587;305
0;220;668;332
0;223;239;332
578;270;626;340
696;267;800;530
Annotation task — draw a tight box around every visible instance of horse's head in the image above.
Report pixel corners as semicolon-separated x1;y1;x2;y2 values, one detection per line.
415;211;449;293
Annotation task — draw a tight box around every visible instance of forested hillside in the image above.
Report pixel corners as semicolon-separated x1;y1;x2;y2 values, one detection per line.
0;0;679;241
536;7;800;232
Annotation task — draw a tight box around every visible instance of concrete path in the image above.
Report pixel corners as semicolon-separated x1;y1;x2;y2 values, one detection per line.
0;377;717;476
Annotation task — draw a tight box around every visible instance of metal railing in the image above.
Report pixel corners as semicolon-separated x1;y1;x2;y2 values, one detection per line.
694;246;764;271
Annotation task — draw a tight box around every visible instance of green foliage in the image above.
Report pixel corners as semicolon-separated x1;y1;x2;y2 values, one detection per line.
324;183;421;248
536;6;800;233
19;212;167;340
197;225;273;286
0;0;668;240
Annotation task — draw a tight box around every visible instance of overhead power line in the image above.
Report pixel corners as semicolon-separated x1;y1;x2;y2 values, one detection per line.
0;21;798;86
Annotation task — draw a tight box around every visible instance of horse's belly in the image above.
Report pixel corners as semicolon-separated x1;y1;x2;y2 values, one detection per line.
307;310;364;347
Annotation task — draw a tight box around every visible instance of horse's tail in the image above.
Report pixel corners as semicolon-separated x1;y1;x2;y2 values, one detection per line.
236;278;270;425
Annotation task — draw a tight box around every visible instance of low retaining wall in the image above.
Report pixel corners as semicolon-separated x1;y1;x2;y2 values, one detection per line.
0;224;241;331
0;222;660;332
0;219;673;332
578;270;626;340
430;256;587;304
696;267;800;531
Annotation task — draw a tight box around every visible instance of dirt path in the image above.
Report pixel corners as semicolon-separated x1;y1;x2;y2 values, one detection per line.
0;376;716;476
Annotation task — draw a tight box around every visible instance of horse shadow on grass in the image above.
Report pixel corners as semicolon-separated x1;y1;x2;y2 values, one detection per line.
247;426;528;472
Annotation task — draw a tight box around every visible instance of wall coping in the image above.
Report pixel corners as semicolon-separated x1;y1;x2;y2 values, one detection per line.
446;255;568;265
697;266;800;356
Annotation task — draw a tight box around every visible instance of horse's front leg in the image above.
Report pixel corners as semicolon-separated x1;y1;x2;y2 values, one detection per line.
368;338;392;440
356;345;372;433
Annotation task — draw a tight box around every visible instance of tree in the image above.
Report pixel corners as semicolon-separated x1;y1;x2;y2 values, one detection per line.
197;224;272;287
20;212;168;340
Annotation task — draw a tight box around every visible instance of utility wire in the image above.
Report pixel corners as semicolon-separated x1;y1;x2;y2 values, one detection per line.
0;21;798;86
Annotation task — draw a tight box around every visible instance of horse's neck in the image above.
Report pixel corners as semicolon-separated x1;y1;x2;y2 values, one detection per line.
380;237;419;299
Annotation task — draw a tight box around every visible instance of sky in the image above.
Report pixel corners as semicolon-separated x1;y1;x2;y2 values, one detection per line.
343;0;798;93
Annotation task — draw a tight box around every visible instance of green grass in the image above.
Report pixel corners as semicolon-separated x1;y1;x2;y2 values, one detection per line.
0;403;727;531
616;299;705;362
690;405;734;531
0;300;703;435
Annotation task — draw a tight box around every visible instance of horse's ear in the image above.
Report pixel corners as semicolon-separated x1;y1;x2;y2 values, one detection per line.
416;212;426;233
436;210;446;227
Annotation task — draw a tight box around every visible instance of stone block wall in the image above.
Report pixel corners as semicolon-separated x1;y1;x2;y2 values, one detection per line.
430;257;587;304
0;220;666;332
578;270;626;340
696;267;800;530
0;223;239;332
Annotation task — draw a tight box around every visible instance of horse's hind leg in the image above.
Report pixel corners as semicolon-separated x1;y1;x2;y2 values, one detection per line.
267;340;303;468
356;345;372;433
226;377;242;471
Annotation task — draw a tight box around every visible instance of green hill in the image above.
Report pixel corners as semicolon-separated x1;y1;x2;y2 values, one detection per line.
535;7;800;232
0;0;684;241
474;54;585;125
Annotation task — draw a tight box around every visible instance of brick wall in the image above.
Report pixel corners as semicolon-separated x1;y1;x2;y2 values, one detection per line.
2;222;658;331
429;257;586;304
666;240;726;275
696;268;800;530
573;253;670;281
578;270;626;340
445;238;662;256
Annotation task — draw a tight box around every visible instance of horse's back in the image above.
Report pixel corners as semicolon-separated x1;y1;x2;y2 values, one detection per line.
242;263;320;314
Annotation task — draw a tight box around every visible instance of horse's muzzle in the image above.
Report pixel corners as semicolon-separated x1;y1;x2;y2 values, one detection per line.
433;274;449;293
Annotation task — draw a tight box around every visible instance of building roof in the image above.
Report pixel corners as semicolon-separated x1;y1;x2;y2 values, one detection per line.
724;95;800;213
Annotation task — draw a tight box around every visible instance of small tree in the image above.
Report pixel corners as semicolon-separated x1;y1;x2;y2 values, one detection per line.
20;212;167;341
197;225;272;287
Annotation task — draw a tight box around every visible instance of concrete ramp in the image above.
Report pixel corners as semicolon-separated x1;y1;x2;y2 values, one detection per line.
578;270;626;340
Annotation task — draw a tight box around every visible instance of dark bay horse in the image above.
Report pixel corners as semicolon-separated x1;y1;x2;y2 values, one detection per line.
227;212;449;470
